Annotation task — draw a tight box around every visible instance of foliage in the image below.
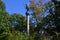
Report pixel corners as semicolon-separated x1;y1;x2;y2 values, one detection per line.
9;13;26;32
0;0;60;40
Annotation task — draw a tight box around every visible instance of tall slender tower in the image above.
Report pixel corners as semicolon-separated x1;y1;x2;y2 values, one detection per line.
26;4;30;35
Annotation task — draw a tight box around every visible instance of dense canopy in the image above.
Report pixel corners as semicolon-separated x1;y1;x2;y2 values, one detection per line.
0;0;60;40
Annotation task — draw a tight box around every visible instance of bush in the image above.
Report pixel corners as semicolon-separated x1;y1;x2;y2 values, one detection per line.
0;31;33;40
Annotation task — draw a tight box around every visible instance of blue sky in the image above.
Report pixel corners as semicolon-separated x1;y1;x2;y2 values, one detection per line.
2;0;29;16
2;0;49;16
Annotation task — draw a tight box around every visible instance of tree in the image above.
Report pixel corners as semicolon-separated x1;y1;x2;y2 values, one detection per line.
42;0;60;40
0;0;11;34
29;0;53;40
0;0;12;40
29;0;60;40
9;13;26;32
0;0;6;11
29;0;46;34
